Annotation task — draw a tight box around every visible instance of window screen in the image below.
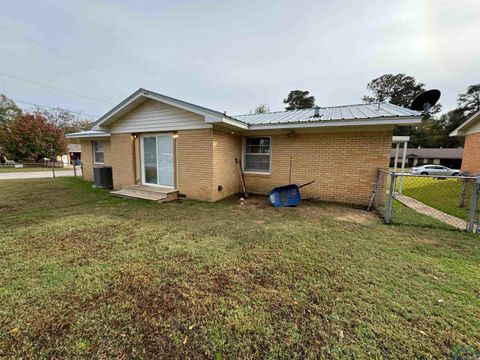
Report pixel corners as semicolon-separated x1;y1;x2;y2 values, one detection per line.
93;141;105;164
244;137;271;173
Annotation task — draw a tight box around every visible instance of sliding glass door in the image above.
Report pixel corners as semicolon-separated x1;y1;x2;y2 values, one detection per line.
141;134;174;187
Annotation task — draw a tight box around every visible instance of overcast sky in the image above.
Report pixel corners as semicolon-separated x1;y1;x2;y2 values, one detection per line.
0;0;478;119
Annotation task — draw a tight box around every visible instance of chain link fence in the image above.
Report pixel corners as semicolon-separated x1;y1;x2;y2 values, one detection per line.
370;169;480;233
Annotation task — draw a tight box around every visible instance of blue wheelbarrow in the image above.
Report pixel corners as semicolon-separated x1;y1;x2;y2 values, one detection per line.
269;181;315;207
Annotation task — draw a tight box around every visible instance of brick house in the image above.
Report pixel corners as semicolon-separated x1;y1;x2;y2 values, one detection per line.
450;110;480;174
389;148;463;169
66;89;421;205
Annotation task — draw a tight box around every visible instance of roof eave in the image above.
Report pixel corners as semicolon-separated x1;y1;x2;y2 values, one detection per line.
92;88;229;131
205;116;249;130
246;116;421;130
449;110;480;137
66;132;111;139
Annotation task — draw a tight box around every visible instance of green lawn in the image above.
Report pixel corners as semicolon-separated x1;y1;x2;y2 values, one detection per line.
0;178;479;359
0;166;72;173
396;176;474;220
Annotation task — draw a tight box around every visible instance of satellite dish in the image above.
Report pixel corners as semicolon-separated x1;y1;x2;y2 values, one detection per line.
410;89;441;112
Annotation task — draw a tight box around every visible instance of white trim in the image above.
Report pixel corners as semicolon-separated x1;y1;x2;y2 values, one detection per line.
66;131;111;139
92;89;228;130
109;123;212;134
208;116;249;129
93;92;145;130
243;171;272;175
140;133;175;188
92;140;105;165
392;136;410;142
247;117;421;130
242;136;272;175
450;110;480;136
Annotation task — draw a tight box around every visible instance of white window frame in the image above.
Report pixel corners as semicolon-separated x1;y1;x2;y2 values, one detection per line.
140;133;175;188
92;140;105;165
243;136;272;174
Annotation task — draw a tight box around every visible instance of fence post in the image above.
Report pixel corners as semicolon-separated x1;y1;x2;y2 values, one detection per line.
385;172;396;224
459;177;468;208
398;141;408;194
466;177;480;232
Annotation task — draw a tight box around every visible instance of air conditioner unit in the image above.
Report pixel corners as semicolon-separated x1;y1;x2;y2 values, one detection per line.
93;166;113;189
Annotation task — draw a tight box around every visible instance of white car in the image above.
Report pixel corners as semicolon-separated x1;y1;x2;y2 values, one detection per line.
410;165;461;176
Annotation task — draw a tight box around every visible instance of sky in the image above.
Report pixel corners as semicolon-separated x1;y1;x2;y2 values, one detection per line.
0;0;479;120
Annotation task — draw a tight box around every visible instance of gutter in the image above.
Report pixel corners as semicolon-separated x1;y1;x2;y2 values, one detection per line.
244;116;421;131
66;132;111;139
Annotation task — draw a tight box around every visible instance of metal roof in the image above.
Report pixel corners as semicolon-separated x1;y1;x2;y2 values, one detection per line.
67;90;421;139
232;103;420;125
65;130;111;138
390;148;463;159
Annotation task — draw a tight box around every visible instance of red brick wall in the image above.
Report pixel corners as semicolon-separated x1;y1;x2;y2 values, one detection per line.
461;132;480;174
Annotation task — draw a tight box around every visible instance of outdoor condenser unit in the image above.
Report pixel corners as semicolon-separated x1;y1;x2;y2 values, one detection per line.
93;166;113;189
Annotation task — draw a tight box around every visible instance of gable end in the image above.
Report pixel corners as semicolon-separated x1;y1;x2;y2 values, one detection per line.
108;99;212;134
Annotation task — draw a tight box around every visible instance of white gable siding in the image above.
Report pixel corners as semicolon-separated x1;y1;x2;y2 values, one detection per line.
466;120;480;135
108;99;212;133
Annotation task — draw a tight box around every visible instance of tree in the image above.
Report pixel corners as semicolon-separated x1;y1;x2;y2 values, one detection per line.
251;103;270;114
457;84;480;117
0;94;22;127
363;73;441;115
437;109;467;148
409;117;445;148
0;113;67;161
362;73;426;107
363;73;445;147
283;90;315;110
33;107;92;134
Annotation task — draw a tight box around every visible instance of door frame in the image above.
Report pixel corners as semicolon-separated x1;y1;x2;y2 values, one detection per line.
140;133;175;188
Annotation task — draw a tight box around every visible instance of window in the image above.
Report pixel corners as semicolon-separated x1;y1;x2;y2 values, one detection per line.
93;141;105;164
244;137;271;173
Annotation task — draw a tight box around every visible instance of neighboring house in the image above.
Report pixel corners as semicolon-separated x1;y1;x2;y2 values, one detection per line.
65;143;81;165
450;110;480;174
390;148;463;169
66;88;421;205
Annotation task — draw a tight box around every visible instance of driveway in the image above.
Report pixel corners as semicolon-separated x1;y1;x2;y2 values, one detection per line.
0;169;82;180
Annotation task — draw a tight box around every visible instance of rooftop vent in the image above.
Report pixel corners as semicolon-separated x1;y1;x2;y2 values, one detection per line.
313;106;320;117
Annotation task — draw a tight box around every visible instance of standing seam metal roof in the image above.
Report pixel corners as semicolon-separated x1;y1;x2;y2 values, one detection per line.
232;103;420;125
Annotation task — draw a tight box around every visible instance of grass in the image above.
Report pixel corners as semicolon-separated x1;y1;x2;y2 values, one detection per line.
0;166;72;173
396;176;473;220
0;178;479;359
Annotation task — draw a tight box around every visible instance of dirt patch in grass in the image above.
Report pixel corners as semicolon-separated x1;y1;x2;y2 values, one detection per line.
332;207;376;225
